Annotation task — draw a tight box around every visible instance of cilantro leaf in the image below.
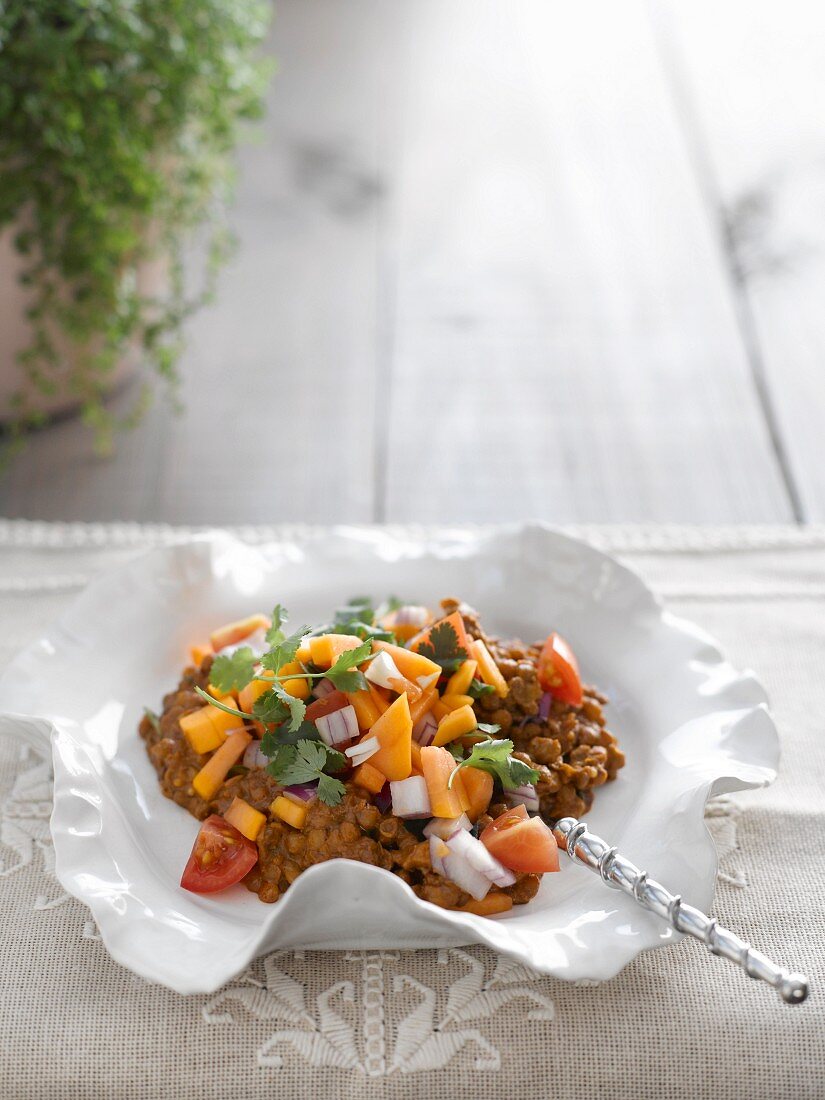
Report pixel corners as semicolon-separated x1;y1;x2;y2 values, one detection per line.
449;737;539;791
325;640;373;692
265;604;287;645
477;722;501;735
317;772;347;806
266;739;347;805
209;646;257;693
446;741;465;762
251;682;307;732
467;678;495;700
415;621;468;673
260;625;309;676
260;719;319;756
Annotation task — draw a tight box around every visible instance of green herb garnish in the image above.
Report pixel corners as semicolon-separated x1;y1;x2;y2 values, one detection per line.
324;641;373;692
448;737;539;791
266;740;347;806
467;678;495;700
415;620;468;673
209;646;258;694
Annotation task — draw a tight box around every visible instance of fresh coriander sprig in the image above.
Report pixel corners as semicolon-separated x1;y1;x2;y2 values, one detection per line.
194;687;255;723
447;737;540;791
267;740;347;806
416;621;468;673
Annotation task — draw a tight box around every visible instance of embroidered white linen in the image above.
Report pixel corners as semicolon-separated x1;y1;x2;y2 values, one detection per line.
0;522;822;1099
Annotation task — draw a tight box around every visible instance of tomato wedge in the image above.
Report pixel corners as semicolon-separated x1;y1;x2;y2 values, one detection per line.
537;632;583;706
480;805;560;874
180;814;258;894
305;690;349;724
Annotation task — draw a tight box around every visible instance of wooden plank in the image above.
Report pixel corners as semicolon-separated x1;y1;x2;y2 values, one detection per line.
0;0;395;524
382;0;793;523
652;0;825;520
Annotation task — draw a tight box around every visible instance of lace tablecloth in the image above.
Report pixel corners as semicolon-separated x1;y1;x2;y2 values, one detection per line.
0;522;823;1100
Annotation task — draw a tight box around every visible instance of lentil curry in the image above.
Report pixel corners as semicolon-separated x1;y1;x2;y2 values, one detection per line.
140;598;625;915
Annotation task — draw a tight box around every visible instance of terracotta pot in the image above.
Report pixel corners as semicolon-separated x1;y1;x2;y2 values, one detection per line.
0;229;165;423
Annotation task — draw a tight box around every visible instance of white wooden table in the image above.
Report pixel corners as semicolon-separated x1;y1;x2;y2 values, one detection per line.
2;0;823;525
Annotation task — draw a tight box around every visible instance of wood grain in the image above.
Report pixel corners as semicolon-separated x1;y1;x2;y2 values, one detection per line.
1;0;397;524
0;0;802;525
382;0;792;523
653;0;825;520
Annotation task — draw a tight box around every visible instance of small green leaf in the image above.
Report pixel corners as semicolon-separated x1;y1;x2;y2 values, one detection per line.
325;641;373;692
260;625;309;676
265;604;287;645
448;737;539;791
467;678;495;700
209;646;257;693
266;739;347;805
416;621;468;672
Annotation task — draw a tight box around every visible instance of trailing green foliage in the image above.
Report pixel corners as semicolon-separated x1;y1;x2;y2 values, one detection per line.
0;0;271;450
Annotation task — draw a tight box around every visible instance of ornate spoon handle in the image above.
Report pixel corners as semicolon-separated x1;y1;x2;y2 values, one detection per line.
552;818;810;1004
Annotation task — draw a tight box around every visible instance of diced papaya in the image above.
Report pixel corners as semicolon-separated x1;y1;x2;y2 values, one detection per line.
180;707;226;755
210;614;270;653
308;633;362;669
193;729;252;801
368;683;391;715
271;794;308;829
190;643;212;667
408;612;473;662
410;739;423;774
277;660;310;700
367;693;413;780
373;641;441;689
433;704;478;747
445;659;478;697
208;697;248;739
224;796;267;841
470;639;509;698
431;700;450;723
238;675;272;716
207;684;237;704
439;693;474;712
453;769;471;814
409;686;438;726
458;766;494;822
347;689;383;730
379;605;432;643
296;640;312;664
453;893;513;916
420;746;464;818
352;761;387;795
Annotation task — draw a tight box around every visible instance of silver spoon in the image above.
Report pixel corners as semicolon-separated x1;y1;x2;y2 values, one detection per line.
552;817;810;1005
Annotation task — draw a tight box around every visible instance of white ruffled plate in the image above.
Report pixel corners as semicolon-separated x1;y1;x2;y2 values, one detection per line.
0;526;778;994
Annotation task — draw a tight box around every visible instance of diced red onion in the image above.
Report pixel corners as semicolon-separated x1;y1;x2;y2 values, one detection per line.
446;828;517;888
242;741;269;769
345;734;380;764
389;776;432;819
538;692;553;719
441;850;491;900
365;650;403;691
312;677;336;700
412;710;439;747
429;835;448;876
284;782;318;803
315;704;359;748
423;814;472;839
391;605;430;628
505;784;540;813
374;783;392;814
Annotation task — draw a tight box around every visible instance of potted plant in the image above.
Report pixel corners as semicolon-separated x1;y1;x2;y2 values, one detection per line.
0;0;271;451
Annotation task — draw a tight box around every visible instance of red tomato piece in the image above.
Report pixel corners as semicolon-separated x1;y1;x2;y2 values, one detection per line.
537;632;583;706
180;814;258;894
480;805;560;874
305;690;350;723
